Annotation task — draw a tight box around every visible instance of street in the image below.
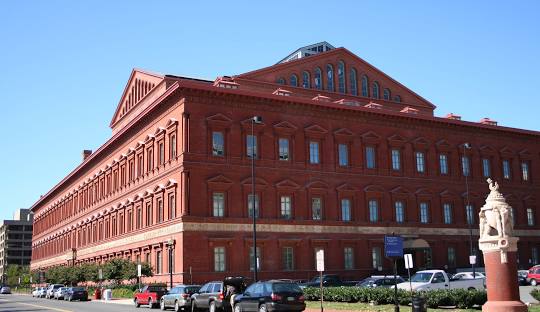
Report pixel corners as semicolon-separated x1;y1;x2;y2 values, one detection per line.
0;294;134;312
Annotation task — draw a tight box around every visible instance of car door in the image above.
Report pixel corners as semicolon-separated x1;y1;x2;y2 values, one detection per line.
431;273;447;289
240;283;258;312
194;283;209;308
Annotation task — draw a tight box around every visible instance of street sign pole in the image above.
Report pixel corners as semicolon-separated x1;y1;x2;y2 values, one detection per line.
384;235;403;312
316;249;324;312
404;253;414;305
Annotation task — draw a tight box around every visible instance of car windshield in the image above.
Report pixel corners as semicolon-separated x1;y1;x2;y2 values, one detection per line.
184;286;200;294
272;283;302;293
149;286;167;292
72;287;85;291
410;273;433;283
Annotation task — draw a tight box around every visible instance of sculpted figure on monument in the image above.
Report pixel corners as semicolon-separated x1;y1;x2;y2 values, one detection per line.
479;178;513;239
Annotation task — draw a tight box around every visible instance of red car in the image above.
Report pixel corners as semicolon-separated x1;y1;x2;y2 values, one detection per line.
134;284;168;308
527;265;540;286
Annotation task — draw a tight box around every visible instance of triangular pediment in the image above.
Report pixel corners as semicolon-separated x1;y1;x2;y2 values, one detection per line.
519;149;532;158
413;137;430;148
479;145;496;155
361;131;381;143
207;175;234;185
415;188;433;197
110;69;165;130
275;179;300;189
206;113;233;126
305;180;329;190
388;134;407;146
364;185;385;193
336;183;357;192
500;146;515;156
273;121;298;133
390;186;411;195
240;177;268;186
435;139;452;151
304;124;328;134
440;189;457;198
333;128;354;137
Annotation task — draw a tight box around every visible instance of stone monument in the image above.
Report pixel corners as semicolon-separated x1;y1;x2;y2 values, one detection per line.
479;178;527;312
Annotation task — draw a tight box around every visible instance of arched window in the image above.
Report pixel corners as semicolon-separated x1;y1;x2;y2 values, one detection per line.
277;77;286;85
314;67;322;90
393;95;401;103
349;68;358;96
337;61;346;93
302;71;310;88
361;75;369;97
383;88;391;101
290;74;298;87
372;82;380;99
326;64;334;92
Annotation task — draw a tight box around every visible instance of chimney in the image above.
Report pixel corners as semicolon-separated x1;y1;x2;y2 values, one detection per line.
82;150;92;161
445;113;462;120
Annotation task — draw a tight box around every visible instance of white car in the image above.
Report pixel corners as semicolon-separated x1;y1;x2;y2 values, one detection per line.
54;287;69;300
32;287;46;297
46;284;64;299
397;270;485;291
452;272;486;280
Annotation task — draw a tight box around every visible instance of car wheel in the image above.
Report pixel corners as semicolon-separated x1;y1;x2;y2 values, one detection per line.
174;301;180;312
532;279;538;286
135;298;141;308
148;298;154;309
209;302;216;312
160;299;166;310
258;304;267;312
234;304;241;312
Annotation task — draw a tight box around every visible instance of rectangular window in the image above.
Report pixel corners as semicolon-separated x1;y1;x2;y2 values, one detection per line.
145;253;151;264
147;149;153;172
510;207;516;226
146;202;152;226
522;162;530;181
338;144;348;166
168;194;176;219
420;202;429;223
527;208;535;226
466;204;475;225
309;141;320;164
156;250;162;274
532;247;539;265
372;247;382;270
462;156;470;177
341;199;351;221
159;141;165;165
282;247;294;271
136;207;142;229
157;198;163;223
170;134;177;158
214;247;226;272
312;197;322;220
246;134;257;158
391;149;401;171
344;247;354;270
448;247;456;266
366;146;376;169
249;246;261;271
503;160;511;179
416;152;425;173
248;194;259;218
280;196;292;219
482;158;491;178
212;132;224;156
443;203;452;224
213;192;225;217
369;200;378;222
395;201;404;223
278;138;289;161
137;155;143;177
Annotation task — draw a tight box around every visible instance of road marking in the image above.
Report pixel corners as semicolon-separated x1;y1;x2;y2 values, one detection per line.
0;298;73;312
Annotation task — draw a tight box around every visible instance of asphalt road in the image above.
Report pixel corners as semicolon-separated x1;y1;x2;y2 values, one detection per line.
0;294;135;312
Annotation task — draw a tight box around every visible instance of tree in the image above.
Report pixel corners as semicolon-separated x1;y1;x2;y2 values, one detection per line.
102;258;153;285
5;265;30;286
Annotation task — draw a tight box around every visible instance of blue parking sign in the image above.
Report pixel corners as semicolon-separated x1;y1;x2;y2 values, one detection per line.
384;235;403;258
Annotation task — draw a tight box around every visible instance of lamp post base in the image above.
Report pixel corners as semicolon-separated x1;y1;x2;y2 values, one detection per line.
482;301;527;312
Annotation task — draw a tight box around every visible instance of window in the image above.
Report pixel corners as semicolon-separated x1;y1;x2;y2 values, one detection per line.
159;141;165;165
344;247;354;270
394;95;401;102
349;68;358;96
372;82;380;99
156;250;162;274
302;71;310;88
527;208;535;226
416;152;425;173
312;197;322;220
248;194;260;218
282;247;294;271
383;89;391;101
280;196;292;219
326;64;334;92
157;198;164;223
212;132;224;156
249;246;261;271
366;146;376;169
137;154;143;177
147;149;154;171
146;202;152;226
170;134;177;158
532;247;539;265
167;193;176;219
309;141;320;164
522;162;530;181
278;138;289;161
246;134;257;158
277;77;285;85
510;207;516;226
420;202;429;223
338;144;348;166
466;204;475;225
290;74;298;87
439;154;449;175
136;207;142;229
372;247;382;269
462;156;470;177
448;247;456;266
341;199;351;221
391;149;401;171
395;201;405;223
503;160;511;179
314;67;322;90
482;158;491;177
145;252;151;264
213;192;225;217
443;203;452;224
369;200;378;222
337;61;345;93
361;75;369;97
214;247;226;272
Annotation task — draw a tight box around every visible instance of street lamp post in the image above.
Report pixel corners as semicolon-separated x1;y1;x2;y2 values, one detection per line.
166;239;175;290
251;116;262;282
463;143;475;278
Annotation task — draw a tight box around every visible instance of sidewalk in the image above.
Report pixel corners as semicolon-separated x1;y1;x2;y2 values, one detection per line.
91;298;133;305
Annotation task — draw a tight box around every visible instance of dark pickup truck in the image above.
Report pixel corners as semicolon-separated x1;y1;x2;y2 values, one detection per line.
300;274;357;288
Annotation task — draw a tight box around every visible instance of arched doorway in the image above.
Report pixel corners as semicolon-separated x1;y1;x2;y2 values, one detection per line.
399;239;432;273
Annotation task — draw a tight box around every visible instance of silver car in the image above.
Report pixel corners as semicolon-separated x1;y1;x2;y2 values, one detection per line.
53;287;69;300
160;285;200;311
46;284;64;299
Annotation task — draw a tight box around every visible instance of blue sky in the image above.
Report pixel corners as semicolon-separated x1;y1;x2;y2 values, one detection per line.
0;1;539;221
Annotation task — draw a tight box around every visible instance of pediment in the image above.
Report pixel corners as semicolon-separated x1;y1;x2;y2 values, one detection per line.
435;139;452;151
412;137;430;149
364;185;385;193
519;149;532;159
361;131;381;143
333;128;354;137
305;180;329;190
387;134;407;146
240;177;268;186
415;188;433;197
304;124;328;135
336;183;357;192
207;174;234;185
206;113;233;125
390;186;411;195
275;179;300;189
479;145;497;155
241;117;266;129
440;189;457;198
273;121;298;134
523;194;536;204
499;146;515;156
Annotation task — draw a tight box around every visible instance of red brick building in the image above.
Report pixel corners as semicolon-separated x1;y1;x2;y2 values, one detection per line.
31;42;540;283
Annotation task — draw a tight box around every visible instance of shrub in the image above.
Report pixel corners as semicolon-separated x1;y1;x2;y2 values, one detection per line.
531;289;540;301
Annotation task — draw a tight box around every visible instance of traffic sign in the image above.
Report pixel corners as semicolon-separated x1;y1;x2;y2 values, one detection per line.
404;254;413;269
384;235;404;258
316;249;325;272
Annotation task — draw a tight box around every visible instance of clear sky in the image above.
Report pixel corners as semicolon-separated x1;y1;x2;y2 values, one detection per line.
0;1;539;221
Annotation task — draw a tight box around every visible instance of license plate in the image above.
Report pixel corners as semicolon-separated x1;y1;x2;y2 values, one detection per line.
287;297;295;301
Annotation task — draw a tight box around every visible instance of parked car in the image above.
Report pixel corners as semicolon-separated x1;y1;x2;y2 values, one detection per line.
191;276;247;312
64;287;88;301
46;284;64;299
0;286;11;294
396;270;485;291
54;287;69;300
134;284;168;308
300;274;353;288
159;284;200;311
527;265;540;286
32;287;46;297
356;276;405;288
451;272;485;280
233;280;305;312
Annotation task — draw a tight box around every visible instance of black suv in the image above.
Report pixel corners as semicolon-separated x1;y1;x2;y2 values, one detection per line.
191;277;246;312
356;276;405;288
233;280;305;312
